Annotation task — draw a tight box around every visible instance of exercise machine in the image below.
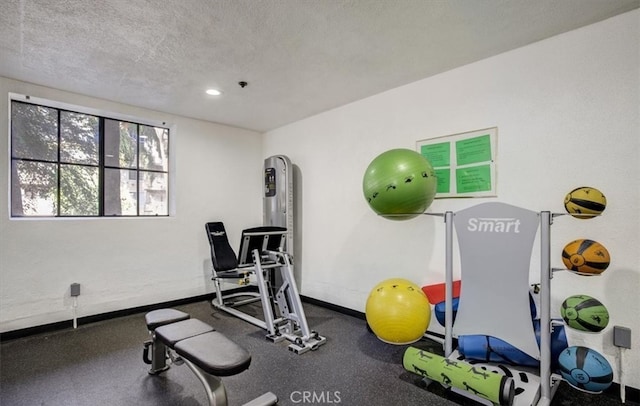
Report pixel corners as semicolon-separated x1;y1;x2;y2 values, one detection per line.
411;202;562;406
142;308;278;406
205;222;326;354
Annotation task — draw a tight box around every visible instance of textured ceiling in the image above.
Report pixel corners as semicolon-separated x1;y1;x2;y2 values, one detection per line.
1;0;638;132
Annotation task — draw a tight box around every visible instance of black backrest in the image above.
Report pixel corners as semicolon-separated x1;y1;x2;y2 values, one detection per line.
205;222;238;272
237;226;287;266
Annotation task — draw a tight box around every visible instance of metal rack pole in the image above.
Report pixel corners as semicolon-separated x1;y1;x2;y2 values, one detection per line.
444;211;454;357
538;211;552;406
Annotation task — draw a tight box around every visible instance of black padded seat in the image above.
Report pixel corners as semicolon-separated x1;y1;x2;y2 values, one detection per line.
145;308;190;330
155;319;214;347
215;269;253;278
174;331;252;376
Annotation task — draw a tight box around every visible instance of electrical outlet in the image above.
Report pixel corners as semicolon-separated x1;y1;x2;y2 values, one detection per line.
613;326;631;349
70;283;81;297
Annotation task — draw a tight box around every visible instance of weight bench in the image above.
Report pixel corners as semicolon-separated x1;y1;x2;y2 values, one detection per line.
142;308;278;406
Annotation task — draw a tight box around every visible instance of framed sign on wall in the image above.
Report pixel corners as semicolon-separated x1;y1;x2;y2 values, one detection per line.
417;127;497;198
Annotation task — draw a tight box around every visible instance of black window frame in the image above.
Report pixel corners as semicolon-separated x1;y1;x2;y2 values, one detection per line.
10;97;171;218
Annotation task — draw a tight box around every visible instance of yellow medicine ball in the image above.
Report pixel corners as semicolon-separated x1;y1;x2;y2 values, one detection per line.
564;186;606;219
365;278;431;345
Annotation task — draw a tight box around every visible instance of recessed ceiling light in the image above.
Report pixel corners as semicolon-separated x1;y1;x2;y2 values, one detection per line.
206;88;222;96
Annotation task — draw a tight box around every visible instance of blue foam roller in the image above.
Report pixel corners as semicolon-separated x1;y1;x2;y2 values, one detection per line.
459;319;569;368
459;334;539;367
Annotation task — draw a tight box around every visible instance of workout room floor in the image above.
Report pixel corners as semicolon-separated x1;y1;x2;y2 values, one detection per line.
0;300;637;406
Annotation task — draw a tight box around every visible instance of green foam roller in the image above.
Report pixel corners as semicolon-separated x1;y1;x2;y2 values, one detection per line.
403;347;514;406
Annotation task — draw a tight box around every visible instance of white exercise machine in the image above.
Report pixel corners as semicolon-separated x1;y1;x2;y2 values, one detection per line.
205;223;326;354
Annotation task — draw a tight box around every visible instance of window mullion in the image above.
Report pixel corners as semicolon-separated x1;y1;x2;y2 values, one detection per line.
99;117;105;216
56;109;61;217
136;123;140;216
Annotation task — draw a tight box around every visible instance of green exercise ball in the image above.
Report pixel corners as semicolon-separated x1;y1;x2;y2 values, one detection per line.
363;149;437;220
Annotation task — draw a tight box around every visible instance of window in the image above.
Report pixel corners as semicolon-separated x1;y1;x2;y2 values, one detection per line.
10;99;170;217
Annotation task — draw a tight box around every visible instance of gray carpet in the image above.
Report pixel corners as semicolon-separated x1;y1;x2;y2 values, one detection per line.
0;299;636;406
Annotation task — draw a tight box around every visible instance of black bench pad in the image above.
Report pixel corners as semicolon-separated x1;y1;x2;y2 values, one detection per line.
155;319;214;346
175;331;251;376
145;309;190;330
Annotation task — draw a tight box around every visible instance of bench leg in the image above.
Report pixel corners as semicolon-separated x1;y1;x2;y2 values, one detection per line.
145;338;170;374
183;359;229;406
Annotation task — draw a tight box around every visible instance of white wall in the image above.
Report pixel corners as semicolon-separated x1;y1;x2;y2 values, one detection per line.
0;77;263;332
264;11;640;388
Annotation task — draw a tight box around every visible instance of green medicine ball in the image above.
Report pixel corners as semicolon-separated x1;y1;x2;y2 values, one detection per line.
560;294;609;332
363;149;437;220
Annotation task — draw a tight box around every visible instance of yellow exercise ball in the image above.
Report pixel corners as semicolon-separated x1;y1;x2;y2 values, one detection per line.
365;278;431;345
